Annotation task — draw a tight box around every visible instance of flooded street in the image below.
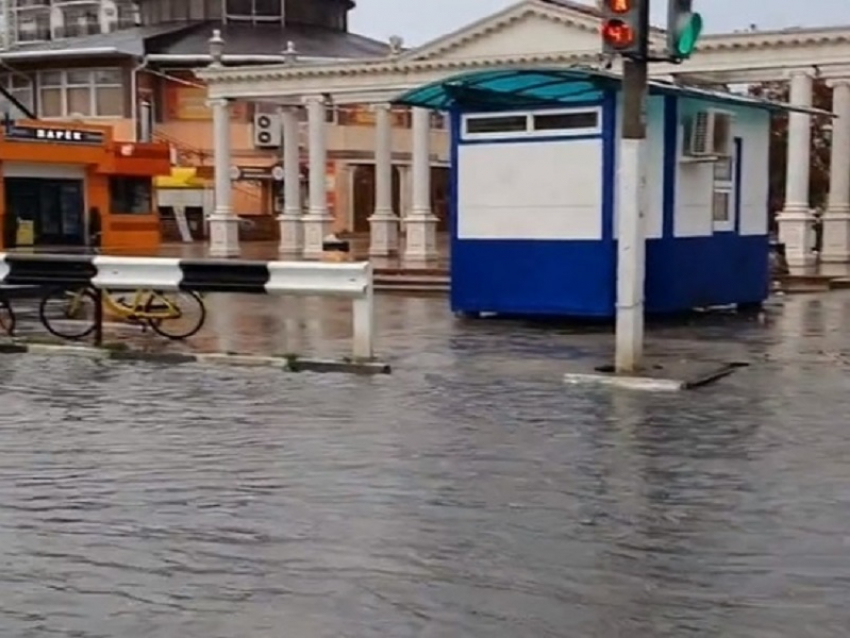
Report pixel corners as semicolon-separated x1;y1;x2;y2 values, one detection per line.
2;292;850;636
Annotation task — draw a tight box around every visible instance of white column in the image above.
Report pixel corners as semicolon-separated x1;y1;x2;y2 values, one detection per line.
399;164;412;213
615;137;647;372
777;70;815;267
277;105;303;255
207;97;240;256
302;95;333;258
822;79;850;263
403;106;438;261
368;102;399;256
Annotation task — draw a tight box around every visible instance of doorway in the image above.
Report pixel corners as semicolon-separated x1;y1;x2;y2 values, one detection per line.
431;167;450;232
351;164;401;233
4;177;85;247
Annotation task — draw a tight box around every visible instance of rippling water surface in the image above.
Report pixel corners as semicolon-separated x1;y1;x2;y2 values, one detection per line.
2;293;850;636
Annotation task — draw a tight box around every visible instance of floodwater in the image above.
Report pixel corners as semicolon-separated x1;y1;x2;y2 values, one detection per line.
1;292;850;636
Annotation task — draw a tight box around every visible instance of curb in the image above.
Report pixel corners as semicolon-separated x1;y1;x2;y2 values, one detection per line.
563;362;745;391
0;340;391;374
564;372;685;391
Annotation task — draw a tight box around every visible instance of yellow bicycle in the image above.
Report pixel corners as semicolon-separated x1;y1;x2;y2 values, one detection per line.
39;287;206;340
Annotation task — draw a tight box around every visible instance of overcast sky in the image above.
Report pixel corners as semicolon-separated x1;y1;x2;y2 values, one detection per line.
349;0;842;45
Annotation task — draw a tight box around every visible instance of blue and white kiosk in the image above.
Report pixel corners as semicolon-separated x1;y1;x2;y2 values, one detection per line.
394;67;817;318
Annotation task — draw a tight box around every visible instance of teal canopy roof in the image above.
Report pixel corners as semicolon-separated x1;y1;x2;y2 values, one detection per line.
392;67;831;116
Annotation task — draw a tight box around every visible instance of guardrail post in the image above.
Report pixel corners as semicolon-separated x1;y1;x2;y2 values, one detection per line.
93;287;103;346
351;262;374;360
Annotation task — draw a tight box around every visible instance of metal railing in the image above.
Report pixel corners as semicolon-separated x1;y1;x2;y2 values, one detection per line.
0;253;376;360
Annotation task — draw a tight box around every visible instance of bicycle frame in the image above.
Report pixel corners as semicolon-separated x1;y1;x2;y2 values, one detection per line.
69;288;181;321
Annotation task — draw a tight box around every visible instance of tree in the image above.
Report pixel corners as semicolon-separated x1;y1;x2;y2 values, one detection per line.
748;79;833;220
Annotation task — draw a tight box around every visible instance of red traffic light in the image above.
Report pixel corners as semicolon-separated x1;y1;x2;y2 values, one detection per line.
601;19;635;48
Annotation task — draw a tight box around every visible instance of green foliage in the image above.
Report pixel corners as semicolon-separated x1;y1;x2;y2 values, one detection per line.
748;79;833;219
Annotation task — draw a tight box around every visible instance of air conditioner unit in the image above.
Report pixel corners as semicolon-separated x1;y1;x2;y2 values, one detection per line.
253;112;281;148
685;109;733;158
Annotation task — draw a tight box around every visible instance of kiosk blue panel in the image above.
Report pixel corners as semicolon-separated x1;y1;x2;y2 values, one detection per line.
394;68;781;320
448;94;618;317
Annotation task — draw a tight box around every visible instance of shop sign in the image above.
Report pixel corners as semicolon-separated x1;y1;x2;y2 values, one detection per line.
229;164;285;181
4;124;104;144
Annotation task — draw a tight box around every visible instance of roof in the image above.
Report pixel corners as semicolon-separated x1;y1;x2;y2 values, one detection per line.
0;21;388;62
149;22;389;58
539;0;600;19
0;24;190;60
392;67;833;116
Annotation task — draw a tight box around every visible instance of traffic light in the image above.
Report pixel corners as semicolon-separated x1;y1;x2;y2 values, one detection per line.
600;0;646;57
667;0;703;60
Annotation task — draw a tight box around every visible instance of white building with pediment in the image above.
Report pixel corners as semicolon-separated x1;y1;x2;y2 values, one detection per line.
198;0;850;266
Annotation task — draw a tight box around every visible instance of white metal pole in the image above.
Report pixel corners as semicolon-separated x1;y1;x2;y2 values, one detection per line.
615;136;647;372
614;58;649;373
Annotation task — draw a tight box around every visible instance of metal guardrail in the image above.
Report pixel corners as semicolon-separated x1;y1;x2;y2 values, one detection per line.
0;253;375;359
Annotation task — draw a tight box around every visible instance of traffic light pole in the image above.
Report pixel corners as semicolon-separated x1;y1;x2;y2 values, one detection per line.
614;0;650;373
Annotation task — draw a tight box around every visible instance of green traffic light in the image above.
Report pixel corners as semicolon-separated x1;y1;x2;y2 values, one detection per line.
675;12;703;57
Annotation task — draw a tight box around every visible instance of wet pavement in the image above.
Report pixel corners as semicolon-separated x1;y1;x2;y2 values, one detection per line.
2;291;850;636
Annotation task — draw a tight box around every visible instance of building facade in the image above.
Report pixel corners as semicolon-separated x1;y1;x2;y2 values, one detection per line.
0;0;450;246
197;0;850;265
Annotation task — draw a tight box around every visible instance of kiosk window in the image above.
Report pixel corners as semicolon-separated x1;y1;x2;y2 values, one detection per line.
712;155;735;228
533;111;598;131
110;177;153;215
465;115;528;134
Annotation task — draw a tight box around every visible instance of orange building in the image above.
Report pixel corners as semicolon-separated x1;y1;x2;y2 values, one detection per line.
0;120;171;252
0;0;451;246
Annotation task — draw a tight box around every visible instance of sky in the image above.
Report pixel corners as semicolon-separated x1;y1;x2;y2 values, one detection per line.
349;0;843;45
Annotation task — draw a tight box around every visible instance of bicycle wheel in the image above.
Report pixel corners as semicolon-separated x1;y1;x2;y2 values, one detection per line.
148;291;206;340
0;296;15;336
39;287;98;340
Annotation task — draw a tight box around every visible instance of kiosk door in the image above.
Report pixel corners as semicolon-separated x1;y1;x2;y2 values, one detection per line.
5;177;85;247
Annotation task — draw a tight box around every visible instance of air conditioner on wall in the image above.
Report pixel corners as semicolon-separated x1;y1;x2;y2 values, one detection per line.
683;109;733;162
253;112;281;148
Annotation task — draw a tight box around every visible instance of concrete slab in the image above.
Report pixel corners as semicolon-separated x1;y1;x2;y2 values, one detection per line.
563;359;747;391
0;338;391;374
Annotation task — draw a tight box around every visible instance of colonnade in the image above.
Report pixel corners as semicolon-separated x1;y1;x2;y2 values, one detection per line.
778;70;850;266
206;96;439;261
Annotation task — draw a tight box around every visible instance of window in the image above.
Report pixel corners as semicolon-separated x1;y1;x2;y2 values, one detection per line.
13;10;50;43
296;104;338;124
463;108;601;139
430;111;447;130
465;115;527;134
110;177;153;215
224;0;282;21
115;1;139;29
38;69;124;118
534;111;598;131
57;6;100;38
712;155;734;229
0;73;34;118
254;0;281;16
